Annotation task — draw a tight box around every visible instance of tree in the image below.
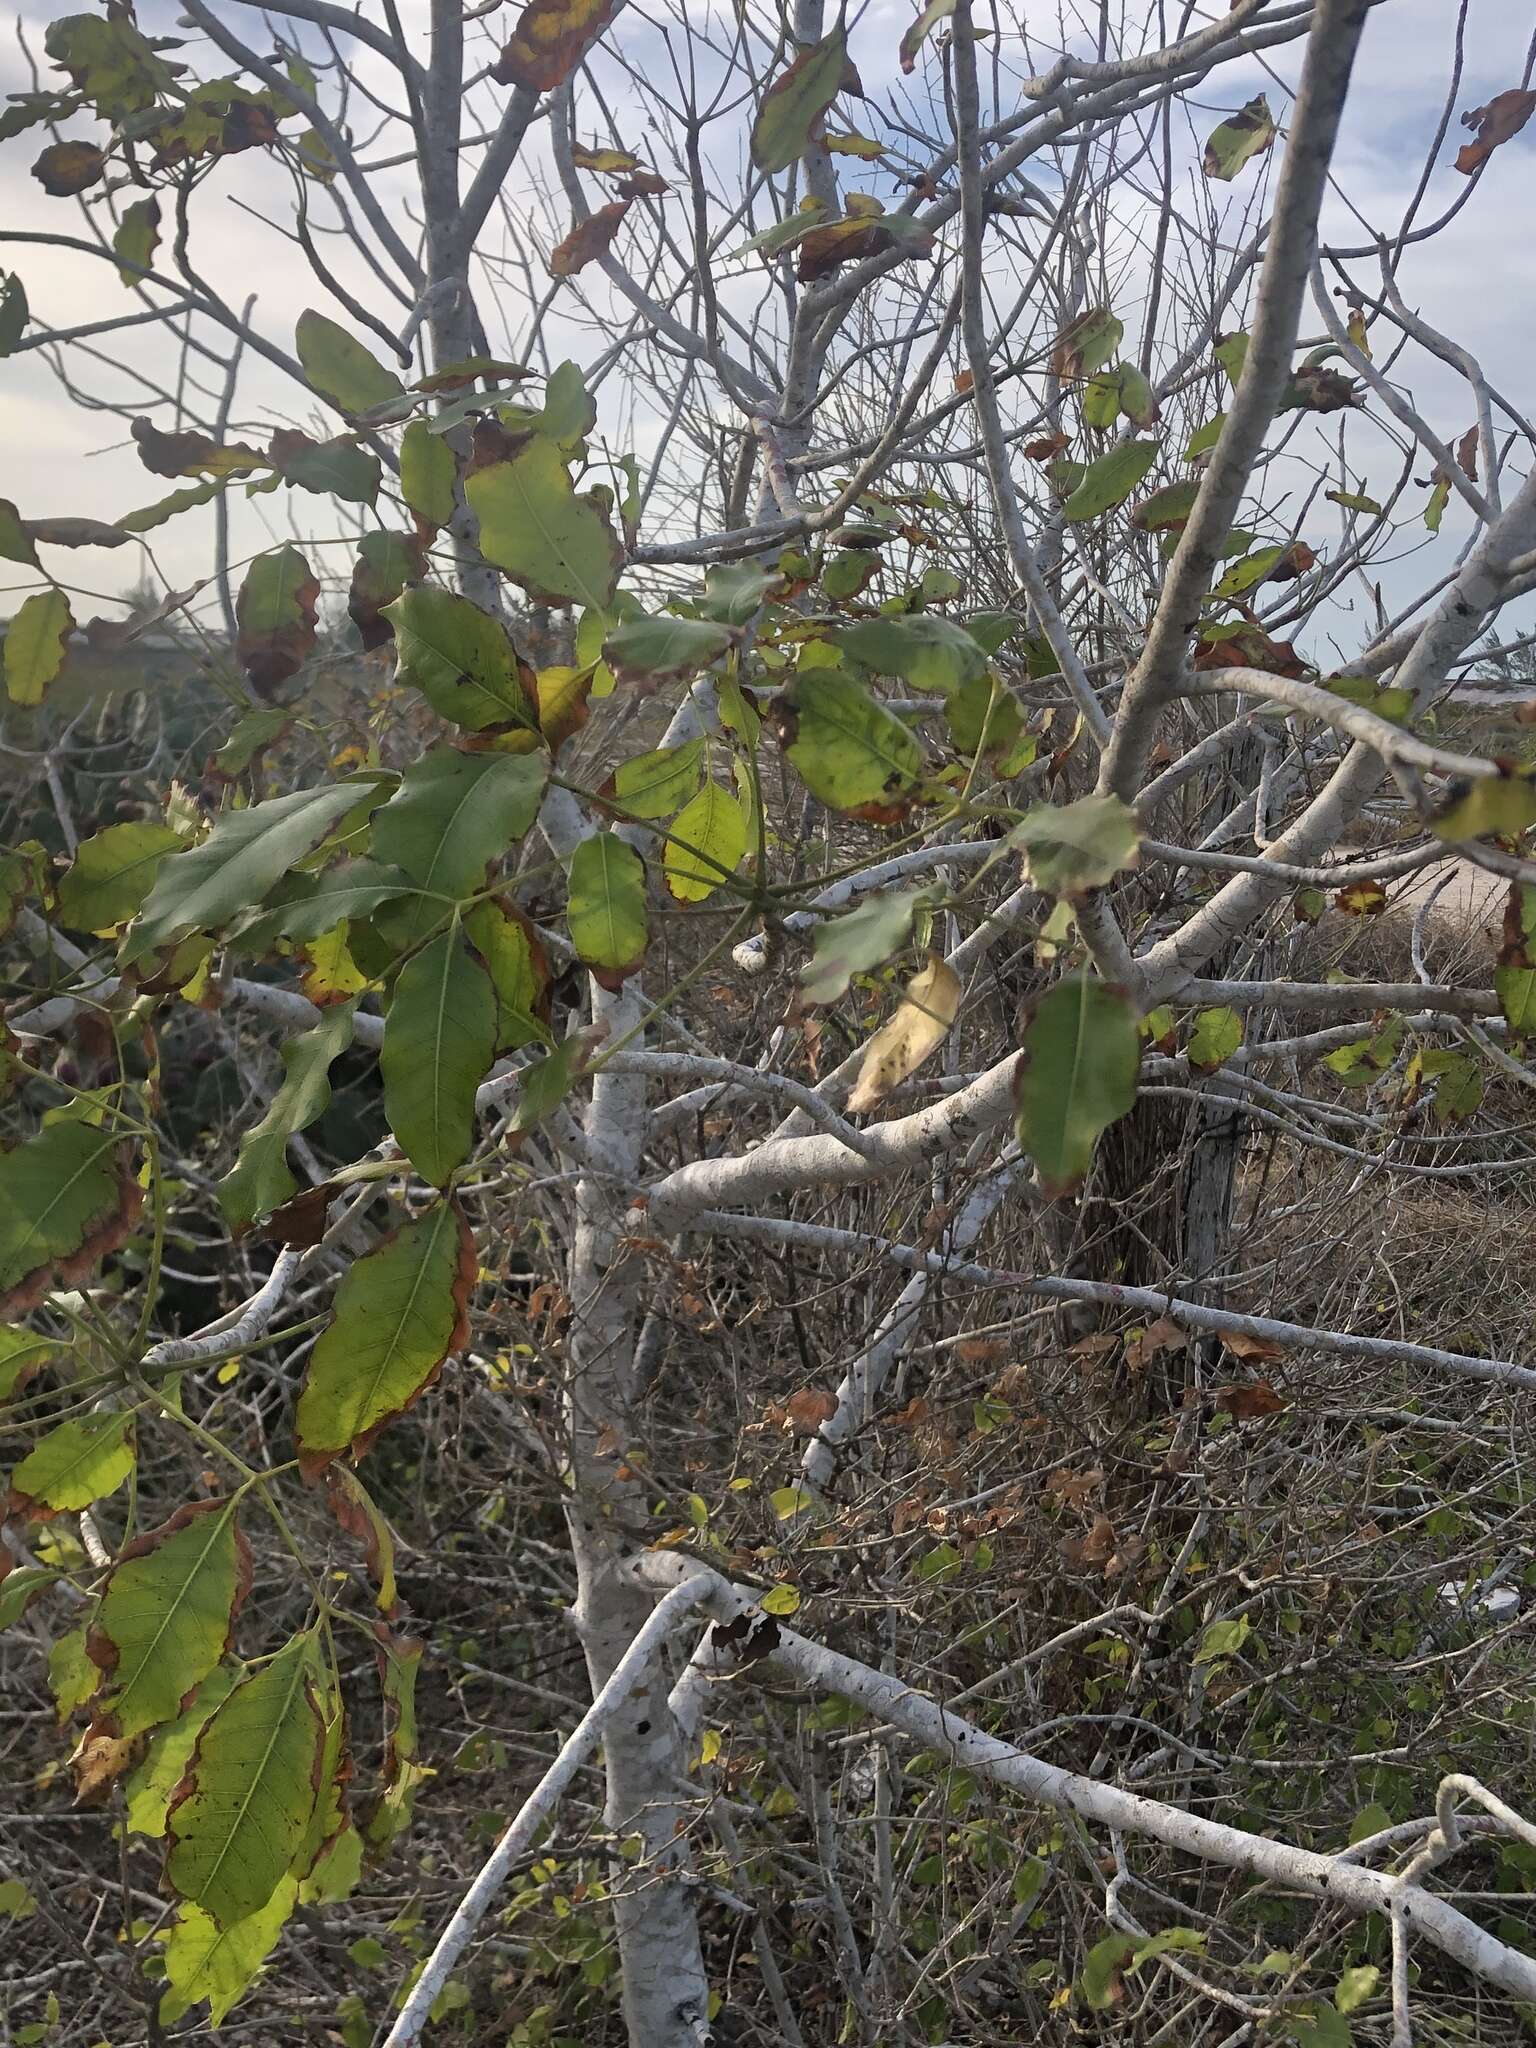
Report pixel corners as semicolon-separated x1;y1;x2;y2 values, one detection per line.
6;0;1536;2041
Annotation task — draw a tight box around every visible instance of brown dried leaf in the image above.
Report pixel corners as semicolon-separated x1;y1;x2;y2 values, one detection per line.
1217;1327;1286;1364
32;140;105;196
493;0;620;91
1455;89;1536;175
1124;1315;1187;1373
549;197;632;277
1214;1380;1287;1420
786;1388;838;1436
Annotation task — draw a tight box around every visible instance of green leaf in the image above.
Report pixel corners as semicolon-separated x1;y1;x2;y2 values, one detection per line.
800;888;930;1004
210;707;293;781
508;1031;594;1137
1080;1932;1137;2010
779;669;923;811
6;1410;134;1516
665;779;749;902
1326;487;1382;516
382;932;496;1184
602;612;736;684
899;0;955;71
160;1876;297;2026
770;1485;814;1520
840;614;991;694
112;195;160;285
370;746;545;949
218;1003;357;1232
236;858;412;950
1052;306;1123;380
1184;416;1226;462
0;1565;59;1631
0;1878;37;1919
1334;1965;1379;2016
1424;473;1451;533
751;26;847;174
1194;1614;1251;1665
1188;1006;1243;1072
822;547;881;600
117;478;224;535
166;1632;325;1927
0;1117;139;1317
399;419;457;536
1431;773;1536;843
0;497;39;566
268;431;380;505
235;543;319;692
92;1498;248;1739
947;674;1032;768
465;436;623;609
607;738;704;820
385;584;534;731
1203;94;1276;179
55;821;183;933
295;308;403;415
1215;331;1249;385
125;1663;239;1837
1010;793;1140;896
568;834;648;989
1496;964;1536;1035
1015;975;1139;1194
3;587;74;706
0;272;28;355
0;1323;57;1402
1061;439;1160;521
128;780;389;962
463;900;550;1052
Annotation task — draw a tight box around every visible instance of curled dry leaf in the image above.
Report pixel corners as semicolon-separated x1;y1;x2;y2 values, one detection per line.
549;197;632;277
1455;89;1536;175
1217;1327;1287;1365
1214;1381;1287;1420
847;956;961;1114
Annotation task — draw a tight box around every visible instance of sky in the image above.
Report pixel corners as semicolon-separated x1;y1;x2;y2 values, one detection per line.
0;0;1533;662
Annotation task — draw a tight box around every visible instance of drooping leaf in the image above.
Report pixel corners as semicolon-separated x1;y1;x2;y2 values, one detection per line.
847;957;961;1114
55;821;184;933
235;544;319;693
295;1199;473;1473
840;614;990;695
464;900;551;1052
665;779;750;903
129;780;390;962
124;1663;239;1838
218;1003;357;1232
567;833;648;989
117;478;226;534
347;530;427;651
1050;306;1123;381
399;419;457;539
602;612;737;685
166;1631;325;1927
90;1498;249;1739
6;1410;135;1517
0;1118;141;1316
0;498;38;567
0;272;28;355
130;418;265;481
800;888;931;1005
773;669;923;813
465;437;623;609
324;1466;399;1615
549;196;632;276
751;26;848;174
295;308;404;415
385;584;534;730
492;0;619;91
1015;975;1140;1194
111;194;161;284
1061;440;1160;521
381;931;497;1184
1203;94;1276;180
369;746;545;946
362;1628;426;1854
3;587;74;706
1011;794;1140;897
1495;964;1536;1036
160;1876;297;2027
899;0;956;72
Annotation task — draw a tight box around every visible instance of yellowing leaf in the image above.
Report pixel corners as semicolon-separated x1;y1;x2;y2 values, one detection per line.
751;26;847;174
6;1411;134;1517
1432;773;1536;843
1011;793;1139;897
847;957;960;1114
568;833;648;989
3;587;73;705
665;780;749;902
0;1117;141;1317
90;1498;248;1739
1203;95;1276;180
465;437;623;610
